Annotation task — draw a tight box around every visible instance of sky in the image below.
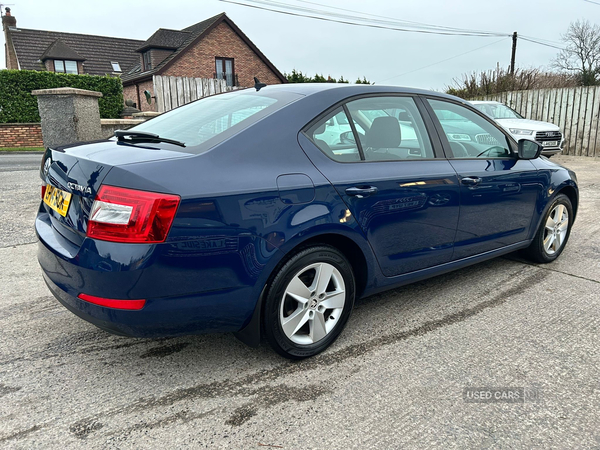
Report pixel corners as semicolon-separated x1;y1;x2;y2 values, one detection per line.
0;0;597;91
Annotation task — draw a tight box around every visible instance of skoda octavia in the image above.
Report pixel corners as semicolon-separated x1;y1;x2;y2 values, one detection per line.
37;84;578;359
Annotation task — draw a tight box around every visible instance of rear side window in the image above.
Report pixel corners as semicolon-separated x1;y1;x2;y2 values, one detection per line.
306;107;362;162
130;90;301;154
346;97;435;161
306;96;434;162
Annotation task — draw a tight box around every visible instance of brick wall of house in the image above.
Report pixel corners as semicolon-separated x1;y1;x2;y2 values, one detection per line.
123;84;138;107
123;80;156;112
162;22;282;87
0;123;43;148
150;49;174;69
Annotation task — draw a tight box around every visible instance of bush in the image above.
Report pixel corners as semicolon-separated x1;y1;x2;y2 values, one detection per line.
446;66;578;99
0;70;123;123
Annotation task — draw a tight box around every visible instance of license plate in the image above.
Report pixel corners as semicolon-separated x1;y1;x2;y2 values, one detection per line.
43;185;72;217
542;141;559;147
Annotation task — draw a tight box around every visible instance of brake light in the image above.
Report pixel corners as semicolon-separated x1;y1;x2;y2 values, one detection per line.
41;184;46;199
87;186;180;243
78;293;146;310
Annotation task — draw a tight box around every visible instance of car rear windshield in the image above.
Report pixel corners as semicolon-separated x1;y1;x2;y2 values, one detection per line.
129;89;302;154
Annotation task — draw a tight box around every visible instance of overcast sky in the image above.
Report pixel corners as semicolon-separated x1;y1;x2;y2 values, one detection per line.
1;0;596;90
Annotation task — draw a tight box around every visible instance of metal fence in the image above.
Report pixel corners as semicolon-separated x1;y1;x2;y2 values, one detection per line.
152;75;239;113
477;86;600;157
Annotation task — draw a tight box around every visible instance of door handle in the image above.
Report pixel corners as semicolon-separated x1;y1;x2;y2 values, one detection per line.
345;186;378;198
461;176;482;186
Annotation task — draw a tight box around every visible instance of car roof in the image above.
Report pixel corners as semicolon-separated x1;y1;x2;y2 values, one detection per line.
470;100;502;105
251;83;467;103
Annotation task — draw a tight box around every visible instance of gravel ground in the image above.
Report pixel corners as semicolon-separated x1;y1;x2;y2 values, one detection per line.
0;154;599;449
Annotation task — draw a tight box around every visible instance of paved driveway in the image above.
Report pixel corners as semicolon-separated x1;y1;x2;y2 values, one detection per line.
0;154;599;449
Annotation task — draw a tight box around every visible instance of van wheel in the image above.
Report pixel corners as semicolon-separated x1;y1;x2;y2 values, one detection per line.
263;246;355;359
523;194;573;263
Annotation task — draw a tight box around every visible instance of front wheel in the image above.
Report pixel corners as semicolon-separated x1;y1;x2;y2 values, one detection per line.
263;246;355;359
523;194;573;263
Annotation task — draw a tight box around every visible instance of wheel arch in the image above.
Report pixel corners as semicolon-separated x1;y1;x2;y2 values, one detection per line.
556;184;578;221
234;229;374;348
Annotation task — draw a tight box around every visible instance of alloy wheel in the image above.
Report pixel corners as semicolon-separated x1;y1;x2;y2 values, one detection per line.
279;262;346;345
543;204;569;255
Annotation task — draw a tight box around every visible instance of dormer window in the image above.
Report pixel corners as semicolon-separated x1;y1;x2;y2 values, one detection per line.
111;62;122;72
143;51;152;71
54;60;78;74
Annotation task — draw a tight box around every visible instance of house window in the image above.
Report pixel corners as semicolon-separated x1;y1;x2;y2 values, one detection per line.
143;51;152;71
111;62;122;72
215;58;235;87
54;60;78;74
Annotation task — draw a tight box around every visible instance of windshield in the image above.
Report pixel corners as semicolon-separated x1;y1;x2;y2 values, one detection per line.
130;90;302;153
472;103;523;120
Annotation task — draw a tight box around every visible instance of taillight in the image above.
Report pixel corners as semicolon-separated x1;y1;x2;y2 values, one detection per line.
87;186;180;243
41;184;46;199
78;293;146;310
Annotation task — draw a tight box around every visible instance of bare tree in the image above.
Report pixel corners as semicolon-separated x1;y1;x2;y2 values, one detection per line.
554;20;600;85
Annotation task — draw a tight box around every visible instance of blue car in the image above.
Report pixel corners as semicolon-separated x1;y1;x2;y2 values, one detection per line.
37;84;578;359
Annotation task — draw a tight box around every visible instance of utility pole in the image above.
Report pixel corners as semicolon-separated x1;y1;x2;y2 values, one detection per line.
510;31;518;75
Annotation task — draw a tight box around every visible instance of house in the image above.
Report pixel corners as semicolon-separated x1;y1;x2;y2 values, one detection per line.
2;8;286;111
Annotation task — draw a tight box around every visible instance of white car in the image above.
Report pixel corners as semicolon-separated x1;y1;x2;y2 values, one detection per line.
470;101;563;157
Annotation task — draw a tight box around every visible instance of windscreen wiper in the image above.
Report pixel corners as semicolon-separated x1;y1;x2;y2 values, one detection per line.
115;130;186;147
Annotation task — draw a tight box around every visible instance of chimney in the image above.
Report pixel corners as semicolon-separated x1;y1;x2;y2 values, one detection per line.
2;7;19;70
2;7;17;29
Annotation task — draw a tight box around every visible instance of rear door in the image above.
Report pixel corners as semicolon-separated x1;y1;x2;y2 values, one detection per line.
301;95;461;277
424;98;542;260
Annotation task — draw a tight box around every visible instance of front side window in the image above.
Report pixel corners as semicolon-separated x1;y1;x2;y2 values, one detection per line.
428;99;513;159
54;60;78;74
216;58;235;87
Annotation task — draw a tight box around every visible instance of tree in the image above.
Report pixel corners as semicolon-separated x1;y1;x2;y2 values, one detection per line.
283;70;370;84
554;20;600;86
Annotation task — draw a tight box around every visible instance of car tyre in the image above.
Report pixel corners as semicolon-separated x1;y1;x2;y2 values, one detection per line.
263;245;355;359
522;193;573;263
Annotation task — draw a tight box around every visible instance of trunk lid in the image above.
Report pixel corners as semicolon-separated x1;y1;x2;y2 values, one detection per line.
40;140;192;246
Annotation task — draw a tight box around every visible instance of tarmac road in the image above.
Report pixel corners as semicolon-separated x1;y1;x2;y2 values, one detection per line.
0;154;599;449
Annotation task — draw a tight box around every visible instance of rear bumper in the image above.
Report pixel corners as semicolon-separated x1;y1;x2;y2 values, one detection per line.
36;212;264;337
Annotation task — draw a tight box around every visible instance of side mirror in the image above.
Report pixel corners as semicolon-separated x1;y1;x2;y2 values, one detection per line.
518;139;542;159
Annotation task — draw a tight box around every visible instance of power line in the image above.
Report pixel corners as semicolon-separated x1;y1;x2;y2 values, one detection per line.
519;36;565;50
287;0;507;36
377;38;509;83
222;0;568;52
219;0;510;37
583;0;600;5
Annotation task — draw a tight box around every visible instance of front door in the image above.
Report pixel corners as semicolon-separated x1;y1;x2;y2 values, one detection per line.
425;98;542;260
301;95;461;277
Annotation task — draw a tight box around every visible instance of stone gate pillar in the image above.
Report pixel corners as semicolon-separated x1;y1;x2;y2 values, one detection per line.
32;87;103;148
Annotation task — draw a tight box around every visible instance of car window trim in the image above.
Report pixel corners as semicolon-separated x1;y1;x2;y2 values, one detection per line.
420;96;519;160
342;104;365;160
301;92;445;164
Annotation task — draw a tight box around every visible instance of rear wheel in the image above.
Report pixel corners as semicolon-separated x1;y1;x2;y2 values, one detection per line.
523;194;573;263
263;246;355;359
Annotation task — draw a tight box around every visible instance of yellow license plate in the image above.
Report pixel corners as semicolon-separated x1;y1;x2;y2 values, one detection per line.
43;185;72;217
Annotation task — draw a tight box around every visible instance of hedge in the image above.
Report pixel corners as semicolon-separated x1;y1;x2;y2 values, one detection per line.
0;70;124;123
